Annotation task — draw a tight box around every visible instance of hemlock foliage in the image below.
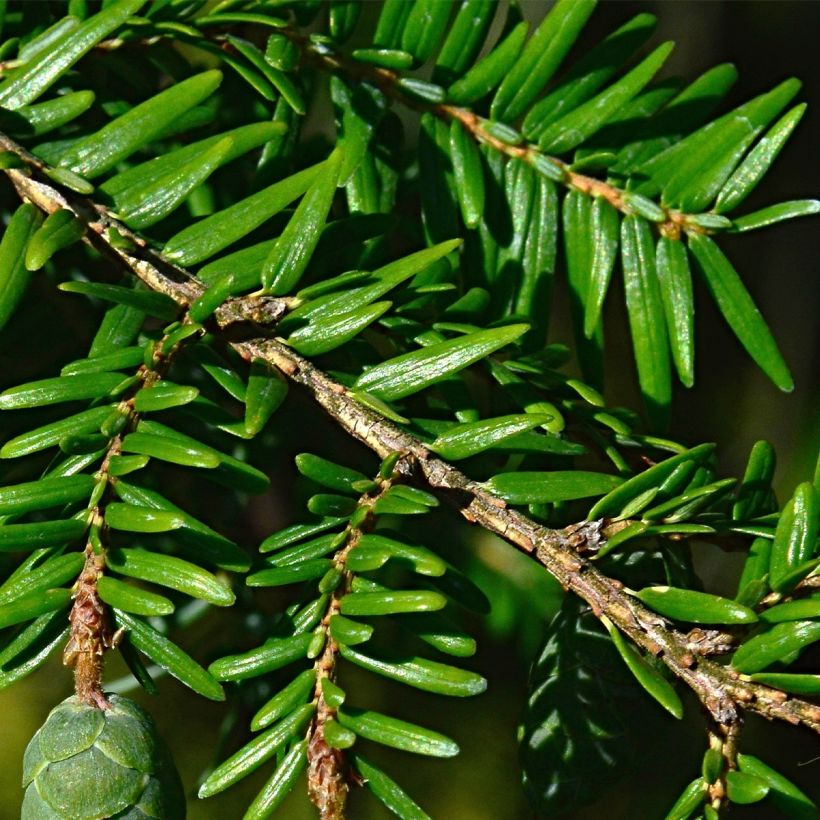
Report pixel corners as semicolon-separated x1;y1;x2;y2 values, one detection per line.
0;1;817;818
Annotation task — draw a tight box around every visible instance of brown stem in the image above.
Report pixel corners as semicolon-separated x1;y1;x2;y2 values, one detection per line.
706;721;741;813
307;468;398;819
232;337;820;737
60;318;209;705
63;533;113;709
277;27;710;240
307;595;349;820
0;134;294;329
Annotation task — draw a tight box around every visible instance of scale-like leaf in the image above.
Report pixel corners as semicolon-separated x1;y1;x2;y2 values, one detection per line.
537;42;673;154
106;548;234;606
57;70;223;179
263;150;342;294
621;215;671;428
163;163;322;266
447;21;528;106
114;610;224;701
337;707;458;757
487;471;622;504
491;0;596;122
0;0;144;110
689;233;792;392
0;204;44;332
59;281;178;321
355;324;527;401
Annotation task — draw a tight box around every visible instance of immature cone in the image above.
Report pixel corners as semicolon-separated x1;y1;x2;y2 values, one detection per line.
21;694;185;819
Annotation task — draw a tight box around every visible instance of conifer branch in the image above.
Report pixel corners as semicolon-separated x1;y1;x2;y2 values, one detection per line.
232;337;820;738
3;124;816;742
6;142;814;737
277;27;707;240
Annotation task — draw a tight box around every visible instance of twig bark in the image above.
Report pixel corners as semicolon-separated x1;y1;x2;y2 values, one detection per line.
232;337;820;736
307;470;399;819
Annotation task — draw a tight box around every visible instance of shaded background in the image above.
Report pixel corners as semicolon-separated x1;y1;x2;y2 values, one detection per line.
0;1;818;818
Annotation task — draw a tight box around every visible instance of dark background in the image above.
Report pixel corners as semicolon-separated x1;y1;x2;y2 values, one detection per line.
0;2;818;818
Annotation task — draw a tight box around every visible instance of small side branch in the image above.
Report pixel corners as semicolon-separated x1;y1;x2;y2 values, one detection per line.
279;28;709;240
0;132;293;329
63;531;113;709
307;465;402;819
